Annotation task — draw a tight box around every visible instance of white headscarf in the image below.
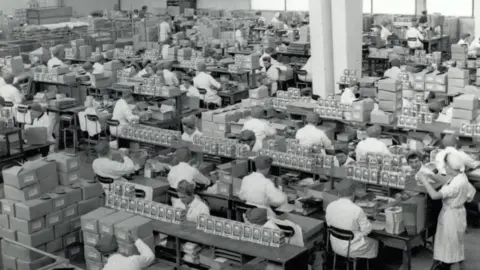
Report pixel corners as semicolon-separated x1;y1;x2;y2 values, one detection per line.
436;147;466;174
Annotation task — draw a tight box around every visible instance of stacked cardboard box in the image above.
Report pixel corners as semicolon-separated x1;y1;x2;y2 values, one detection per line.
376;79;402;117
425;71;448;93
448;68;469;95
476;68;480;85
47;153;82;186
451;44;468;67
201;106;252;138
104;60;124;84
350;99;375;122
451;94;479;129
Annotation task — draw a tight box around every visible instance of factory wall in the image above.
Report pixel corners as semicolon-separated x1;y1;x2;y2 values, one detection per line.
197;0;250;10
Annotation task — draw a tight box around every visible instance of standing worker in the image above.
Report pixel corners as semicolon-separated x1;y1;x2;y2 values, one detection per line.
418;148;476;270
383;59;402;80
242;107;276;151
418;10;428;25
295;112;333;150
406;22;425;51
0;73;23;105
159;16;172;43
110;90;139;136
47;46;64;70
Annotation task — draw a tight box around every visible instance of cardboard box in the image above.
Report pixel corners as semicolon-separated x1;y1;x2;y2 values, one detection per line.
84;245;103;263
114;216;153;244
217;181;232;197
379;100;402;113
15;198;53;221
118;234;154;256
452;108;478;120
2;254;17;270
249;87;269;99
63;231;81;247
350;110;370;122
46;210;64;227
98;211;135;236
2;240;46;262
448;78;469;88
453;94;479;110
435;73;447;85
448;68;469;79
216;160;249;178
371;110;396;124
24;127;47;145
47;153;80;173
62;186;82;206
16;256;54;270
448;86;465;96
433;84;447;93
377;90;402;101
77;197;102;216
48;191;68;211
9;216;44;234
63;204;78;220
377;79;402;92
81;207;117;234
2;166;37;189
0;213;9;228
4;184;42;201
58;171;81;186
0;227;16;241
46;237;63;253
450;118;472;129
85;260;103;270
2;199;17;216
53;221;70;239
83;231;100;247
17;227;54;246
451;44;468;54
351;99;375;111
70;217;82;232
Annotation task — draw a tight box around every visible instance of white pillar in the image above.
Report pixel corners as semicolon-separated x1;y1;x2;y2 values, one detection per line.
416;0;426;16
331;0;363;92
475;1;480;39
309;0;334;98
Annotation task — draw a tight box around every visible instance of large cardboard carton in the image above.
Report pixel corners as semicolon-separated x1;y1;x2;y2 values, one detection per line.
114;216;153;244
15;198;53;221
17;227;54;247
47;153;80;173
81;208;117;234
9;216;45;234
4;184;42;202
98;211;135;236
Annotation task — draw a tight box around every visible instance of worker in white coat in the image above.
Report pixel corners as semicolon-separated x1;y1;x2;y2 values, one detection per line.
0;73;23;105
468;37;480;56
238;130;256;152
24;103;55;154
435;134;480;176
261;56;280;95
334;148;355;167
417;148;476;270
406;22;424;50
163;61;179;86
96;233;155;270
383;59;401;80
326;186;379;259
295;112;333;150
259;47;281;69
297;57;312;82
193;62;222;106
457;34;471;46
239;156;287;215
92;54;105;74
181;116;202;142
47;46;64;70
167;147;211;189
242;107;276;151
172;180;210;222
159;17;171;43
379;24;392;41
92;140;135;189
110;90;139;136
355;124;391;160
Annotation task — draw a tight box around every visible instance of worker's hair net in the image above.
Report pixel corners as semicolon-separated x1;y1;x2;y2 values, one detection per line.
254;156;273;170
175;146;192;163
95;235;118;255
94;54;104;63
182;116;196;129
51;46;61;57
306;112;319;124
196;62;207;72
3;73;14;84
435;147;465;175
366;125;382;138
82;62;93;71
30;103;44;113
245;208;268;225
239;130;256;141
390;59;401;67
95;140;111;156
262;56;271;62
163;61;173;70
177;180;195;196
250;107;263;118
441;133;458;148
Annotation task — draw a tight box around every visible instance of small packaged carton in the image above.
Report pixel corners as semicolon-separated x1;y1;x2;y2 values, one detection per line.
46;210;64;227
114;216;153;244
81;207;117;234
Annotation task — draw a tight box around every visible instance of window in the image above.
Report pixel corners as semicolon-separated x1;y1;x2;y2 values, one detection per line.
372;0;415;15
426;0;473;17
286;0;309;11
251;0;285;11
363;0;372;13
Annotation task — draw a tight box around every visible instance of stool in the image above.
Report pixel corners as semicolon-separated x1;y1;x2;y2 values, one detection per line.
106;119;120;148
16;105;30;128
197;88;208;108
60;114;77;154
327;226;370;270
95;174;114;192
295;70;310;89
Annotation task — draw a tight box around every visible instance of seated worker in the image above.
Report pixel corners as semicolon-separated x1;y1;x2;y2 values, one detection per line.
92;54;105;74
239;156;287;215
383;59;401;80
96;233;155;270
355;124;391;160
297;57;312;83
181;115;202;142
295;112;333;150
110;90;139;136
47;46;64;70
163;62;179;86
255;11;267;26
406;22;425;50
167;146;211;189
24;102;55;143
468;36;480;56
260;56;280;95
92;140;135;189
0;73;23;105
235;24;245;44
145;64;157;76
193;62;222;107
458;33;471;46
181;76;200;97
238;130;256;152
259;47;281;68
396;151;432;201
325;186;379;259
241;107;276;151
172;180;210;222
334;147;355;167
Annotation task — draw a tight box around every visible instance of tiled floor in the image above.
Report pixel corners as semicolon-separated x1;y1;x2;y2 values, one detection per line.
75;152;480;270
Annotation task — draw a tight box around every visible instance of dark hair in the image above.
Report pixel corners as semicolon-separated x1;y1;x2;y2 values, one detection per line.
407;152;421;162
262;56;271;62
177;180;195;196
134;9;139;13
142;5;147;10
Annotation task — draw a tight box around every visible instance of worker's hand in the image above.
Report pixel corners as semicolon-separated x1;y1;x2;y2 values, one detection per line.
129;232;139;242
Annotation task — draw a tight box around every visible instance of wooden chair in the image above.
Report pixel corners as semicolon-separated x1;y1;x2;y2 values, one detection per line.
327;226;370;270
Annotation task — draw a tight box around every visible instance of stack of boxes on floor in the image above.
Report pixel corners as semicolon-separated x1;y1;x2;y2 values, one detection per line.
448;67;470;96
373;79;403;125
451;94;479;131
81;208;155;270
0;153;104;270
451;44;468;68
103;60;123;85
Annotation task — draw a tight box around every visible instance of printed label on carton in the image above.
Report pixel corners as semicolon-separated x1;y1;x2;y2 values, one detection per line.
55;199;65;208
33;221;42;230
50;216;59;224
28;188;38;198
25;175;35;183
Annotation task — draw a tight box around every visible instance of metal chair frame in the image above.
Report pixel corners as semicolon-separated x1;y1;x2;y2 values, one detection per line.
327;226;370;270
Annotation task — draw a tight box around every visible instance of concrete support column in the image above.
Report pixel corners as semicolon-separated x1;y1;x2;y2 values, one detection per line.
331;0;363;92
475;1;480;39
308;0;334;97
416;0;427;16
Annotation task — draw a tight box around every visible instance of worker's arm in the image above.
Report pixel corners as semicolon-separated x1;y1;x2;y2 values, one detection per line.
124;103;139;122
459;150;480;169
109;156;136;176
264;122;277;137
357;208;373;236
130;238;155;268
320;132;334;150
13;88;24;104
193;167;211;186
417;31;424;41
208;75;221;90
418;172;444;200
266;181;287;207
172;72;180;86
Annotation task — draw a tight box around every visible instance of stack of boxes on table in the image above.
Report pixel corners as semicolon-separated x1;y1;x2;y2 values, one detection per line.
103;60;123;84
81;207;154;270
448;67;470;96
0;153;104;270
274;88;312;111
452;94;479;135
33;65;76;85
374;78;402;125
451;44;468;69
229;53;260;73
201;106;253;138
